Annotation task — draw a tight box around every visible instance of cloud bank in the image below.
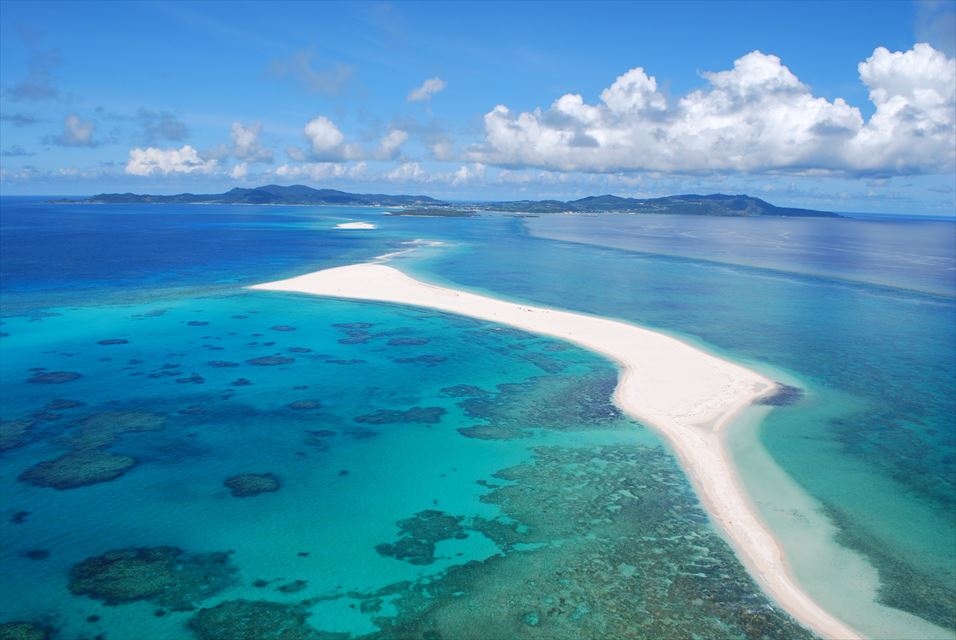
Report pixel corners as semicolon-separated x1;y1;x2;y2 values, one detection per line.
126;145;217;176
470;44;955;177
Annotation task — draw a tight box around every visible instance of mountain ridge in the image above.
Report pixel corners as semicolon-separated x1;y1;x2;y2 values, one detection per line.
65;184;839;217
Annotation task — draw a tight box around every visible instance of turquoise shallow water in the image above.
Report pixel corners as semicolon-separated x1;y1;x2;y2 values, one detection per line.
1;198;954;639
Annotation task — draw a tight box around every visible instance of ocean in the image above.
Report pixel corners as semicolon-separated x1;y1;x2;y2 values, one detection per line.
1;198;953;639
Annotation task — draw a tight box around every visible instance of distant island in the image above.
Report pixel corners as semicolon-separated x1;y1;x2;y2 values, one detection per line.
61;184;839;217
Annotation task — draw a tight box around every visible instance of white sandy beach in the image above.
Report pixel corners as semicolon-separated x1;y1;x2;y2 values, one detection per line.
251;263;863;640
334;221;377;229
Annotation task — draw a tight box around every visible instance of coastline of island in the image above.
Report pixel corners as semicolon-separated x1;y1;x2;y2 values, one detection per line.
249;262;863;640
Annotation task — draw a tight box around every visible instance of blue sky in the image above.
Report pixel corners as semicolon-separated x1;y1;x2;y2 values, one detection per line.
1;0;954;215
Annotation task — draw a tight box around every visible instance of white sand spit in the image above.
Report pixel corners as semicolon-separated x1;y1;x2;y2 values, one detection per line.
250;263;863;640
335;221;376;229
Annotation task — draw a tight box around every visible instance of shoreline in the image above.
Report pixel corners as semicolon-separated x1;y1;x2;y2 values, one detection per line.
250;262;863;640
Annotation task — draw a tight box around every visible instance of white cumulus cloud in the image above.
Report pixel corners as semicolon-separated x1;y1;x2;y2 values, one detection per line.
376;129;409;159
470;44;955;177
272;161;367;181
231;121;273;162
408;77;446;103
384;161;428;182
125;145;217;176
230;162;249;180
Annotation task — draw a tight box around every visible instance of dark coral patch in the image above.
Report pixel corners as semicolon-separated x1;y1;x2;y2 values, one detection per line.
387;337;430;346
21;549;50;561
288;400;322;410
189;600;323;640
457;425;533;440
440;384;490;398
10;511;30;524
45;398;84;411
67;411;166;450
344;428;377;440
19;450;138;490
288;347;312;353
68;546;237;609
270;325;296;332
276;580;308;593
325;359;365;365
187;321;209;326
207;360;240;368
27;371;81;384
231;378;253;387
757;383;804;406
354;407;446;425
333;322;374;329
96;339;129;346
246;356;294;366
375;510;468;565
394;355;447;366
0;420;35;452
224;473;281;497
0;621;52;640
176;373;206;384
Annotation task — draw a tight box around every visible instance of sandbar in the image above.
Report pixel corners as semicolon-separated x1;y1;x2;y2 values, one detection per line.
334;222;377;230
250;263;863;640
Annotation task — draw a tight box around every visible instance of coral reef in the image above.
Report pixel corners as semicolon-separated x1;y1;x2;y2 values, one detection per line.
246;356;294;366
394;355;447;366
0;622;51;640
439;385;489;398
288;400;322;410
18;412;165;490
354;407;446;425
188;600;334;640
27;371;81;384
19;450;137;490
0;420;35;451
224;473;281;497
387;337;429;346
757;384;804;406
375;510;468;565
68;546;237;609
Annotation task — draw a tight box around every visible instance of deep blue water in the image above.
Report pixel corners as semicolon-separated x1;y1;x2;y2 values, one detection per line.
1;197;954;639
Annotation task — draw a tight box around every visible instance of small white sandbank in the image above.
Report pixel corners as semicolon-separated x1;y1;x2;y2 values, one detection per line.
334;221;376;229
250;263;862;640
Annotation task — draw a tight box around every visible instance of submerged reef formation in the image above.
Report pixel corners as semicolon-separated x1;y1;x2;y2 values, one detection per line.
386;337;429;346
224;473;281;497
453;368;621;440
393;354;447;366
288;400;322;410
27;370;81;384
19;450;137;490
0;420;35;452
246;355;294;366
354;407;446;425
439;385;489;398
68;546;237;610
18;411;166;490
357;444;816;640
375;510;469;565
757;384;804;406
188;600;333;640
0;622;52;640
